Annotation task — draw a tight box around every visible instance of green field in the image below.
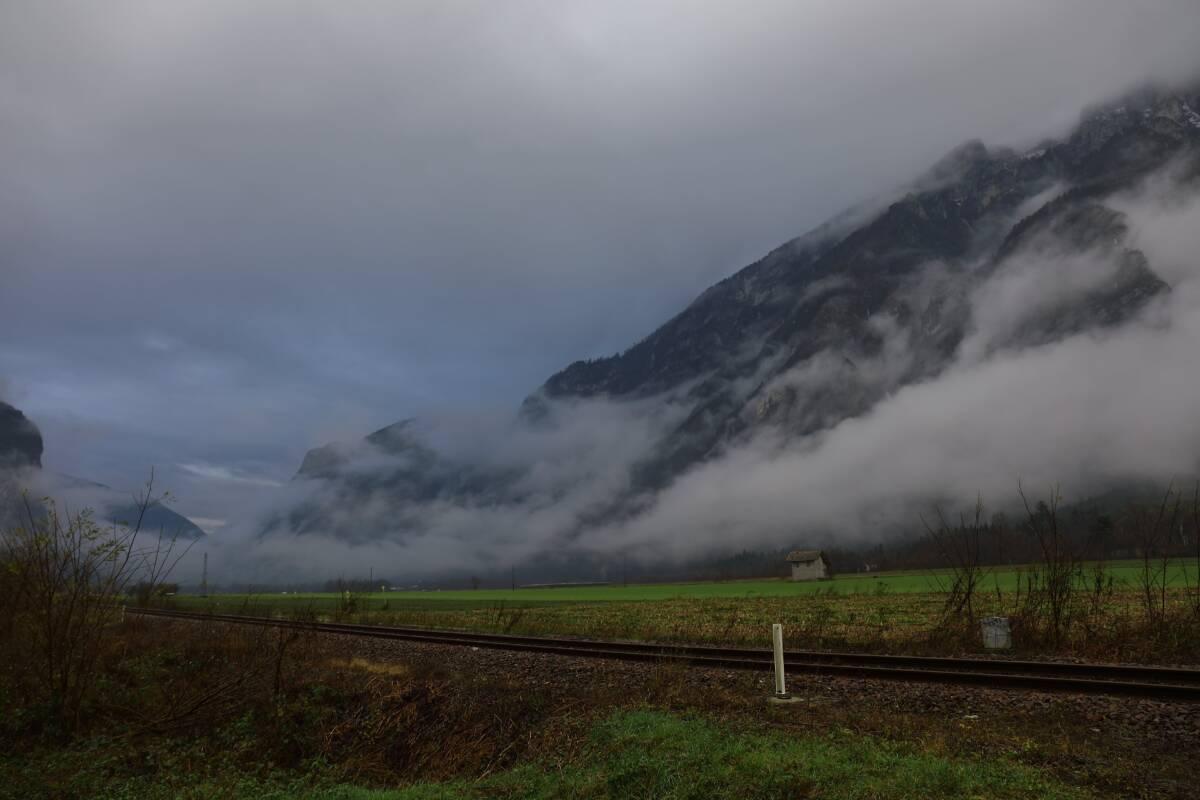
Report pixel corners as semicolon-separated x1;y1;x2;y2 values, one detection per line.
164;560;1200;661
175;559;1199;614
3;708;1089;800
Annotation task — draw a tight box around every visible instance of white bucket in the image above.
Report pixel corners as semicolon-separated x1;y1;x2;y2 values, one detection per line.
980;616;1012;650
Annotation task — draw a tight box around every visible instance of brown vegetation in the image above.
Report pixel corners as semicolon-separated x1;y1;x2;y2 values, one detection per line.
0;472;191;735
5;612;1198;799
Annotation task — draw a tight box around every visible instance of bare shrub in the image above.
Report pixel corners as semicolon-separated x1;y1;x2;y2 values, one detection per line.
489;600;526;634
0;471;190;733
1018;483;1079;647
1188;483;1200;618
922;495;991;629
1128;485;1181;629
333;578;362;619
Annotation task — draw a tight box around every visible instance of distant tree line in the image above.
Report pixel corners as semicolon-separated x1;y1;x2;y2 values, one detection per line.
179;484;1200;594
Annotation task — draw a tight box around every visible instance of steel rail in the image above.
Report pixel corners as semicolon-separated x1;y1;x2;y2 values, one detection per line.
128;606;1200;701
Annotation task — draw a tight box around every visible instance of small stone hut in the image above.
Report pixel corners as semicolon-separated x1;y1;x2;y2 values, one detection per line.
785;550;831;581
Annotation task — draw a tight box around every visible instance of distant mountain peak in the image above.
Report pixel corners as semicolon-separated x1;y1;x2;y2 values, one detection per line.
0;401;43;469
0;400;204;539
283;82;1200;553
920;138;994;186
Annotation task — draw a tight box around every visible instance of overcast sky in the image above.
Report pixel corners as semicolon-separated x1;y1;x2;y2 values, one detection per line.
3;1;1199;526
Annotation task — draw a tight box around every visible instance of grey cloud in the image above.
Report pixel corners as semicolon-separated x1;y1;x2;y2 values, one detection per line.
177;462;284;488
2;2;1199;558
213;160;1200;582
592;181;1200;563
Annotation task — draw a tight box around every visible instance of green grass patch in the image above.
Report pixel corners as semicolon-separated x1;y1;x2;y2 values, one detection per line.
166;563;1200;658
3;710;1089;800
173;559;1199;616
314;710;1088;799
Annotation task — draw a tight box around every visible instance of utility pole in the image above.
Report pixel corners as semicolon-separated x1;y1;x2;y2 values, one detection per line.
511;566;516;592
200;552;208;598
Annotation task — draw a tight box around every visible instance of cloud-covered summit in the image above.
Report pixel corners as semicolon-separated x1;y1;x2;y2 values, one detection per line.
0;399;206;541
233;84;1200;582
3;3;1200;582
3;3;1200;529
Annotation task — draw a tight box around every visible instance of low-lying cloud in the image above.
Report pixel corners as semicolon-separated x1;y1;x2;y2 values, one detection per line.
4;2;1200;519
184;162;1200;584
4;3;1200;584
593;176;1200;564
177;462;284;489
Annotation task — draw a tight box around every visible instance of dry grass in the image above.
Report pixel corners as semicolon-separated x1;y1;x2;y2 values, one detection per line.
330;658;413;678
4;613;1199;798
307;587;1200;663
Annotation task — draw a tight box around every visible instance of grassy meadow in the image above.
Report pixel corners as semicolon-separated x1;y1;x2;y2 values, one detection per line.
9;506;1199;798
169;560;1200;661
6;709;1086;800
176;559;1200;609
2;609;1181;799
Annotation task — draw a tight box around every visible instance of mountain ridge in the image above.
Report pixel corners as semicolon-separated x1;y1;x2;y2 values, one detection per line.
0;400;206;540
286;82;1200;546
0;401;43;470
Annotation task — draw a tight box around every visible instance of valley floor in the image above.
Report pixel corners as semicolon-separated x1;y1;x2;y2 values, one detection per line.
4;617;1197;799
174;571;1200;665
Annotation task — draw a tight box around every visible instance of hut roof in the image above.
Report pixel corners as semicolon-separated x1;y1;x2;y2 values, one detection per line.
785;549;825;563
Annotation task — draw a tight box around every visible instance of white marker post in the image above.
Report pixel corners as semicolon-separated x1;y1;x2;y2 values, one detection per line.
772;623;789;699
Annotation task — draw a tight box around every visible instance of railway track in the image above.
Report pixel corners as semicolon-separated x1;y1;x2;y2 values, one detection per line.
129;607;1200;701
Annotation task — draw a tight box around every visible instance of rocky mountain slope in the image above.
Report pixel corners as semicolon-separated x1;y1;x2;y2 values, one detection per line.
285;84;1200;544
527;87;1196;490
0;401;43;469
0;400;206;539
